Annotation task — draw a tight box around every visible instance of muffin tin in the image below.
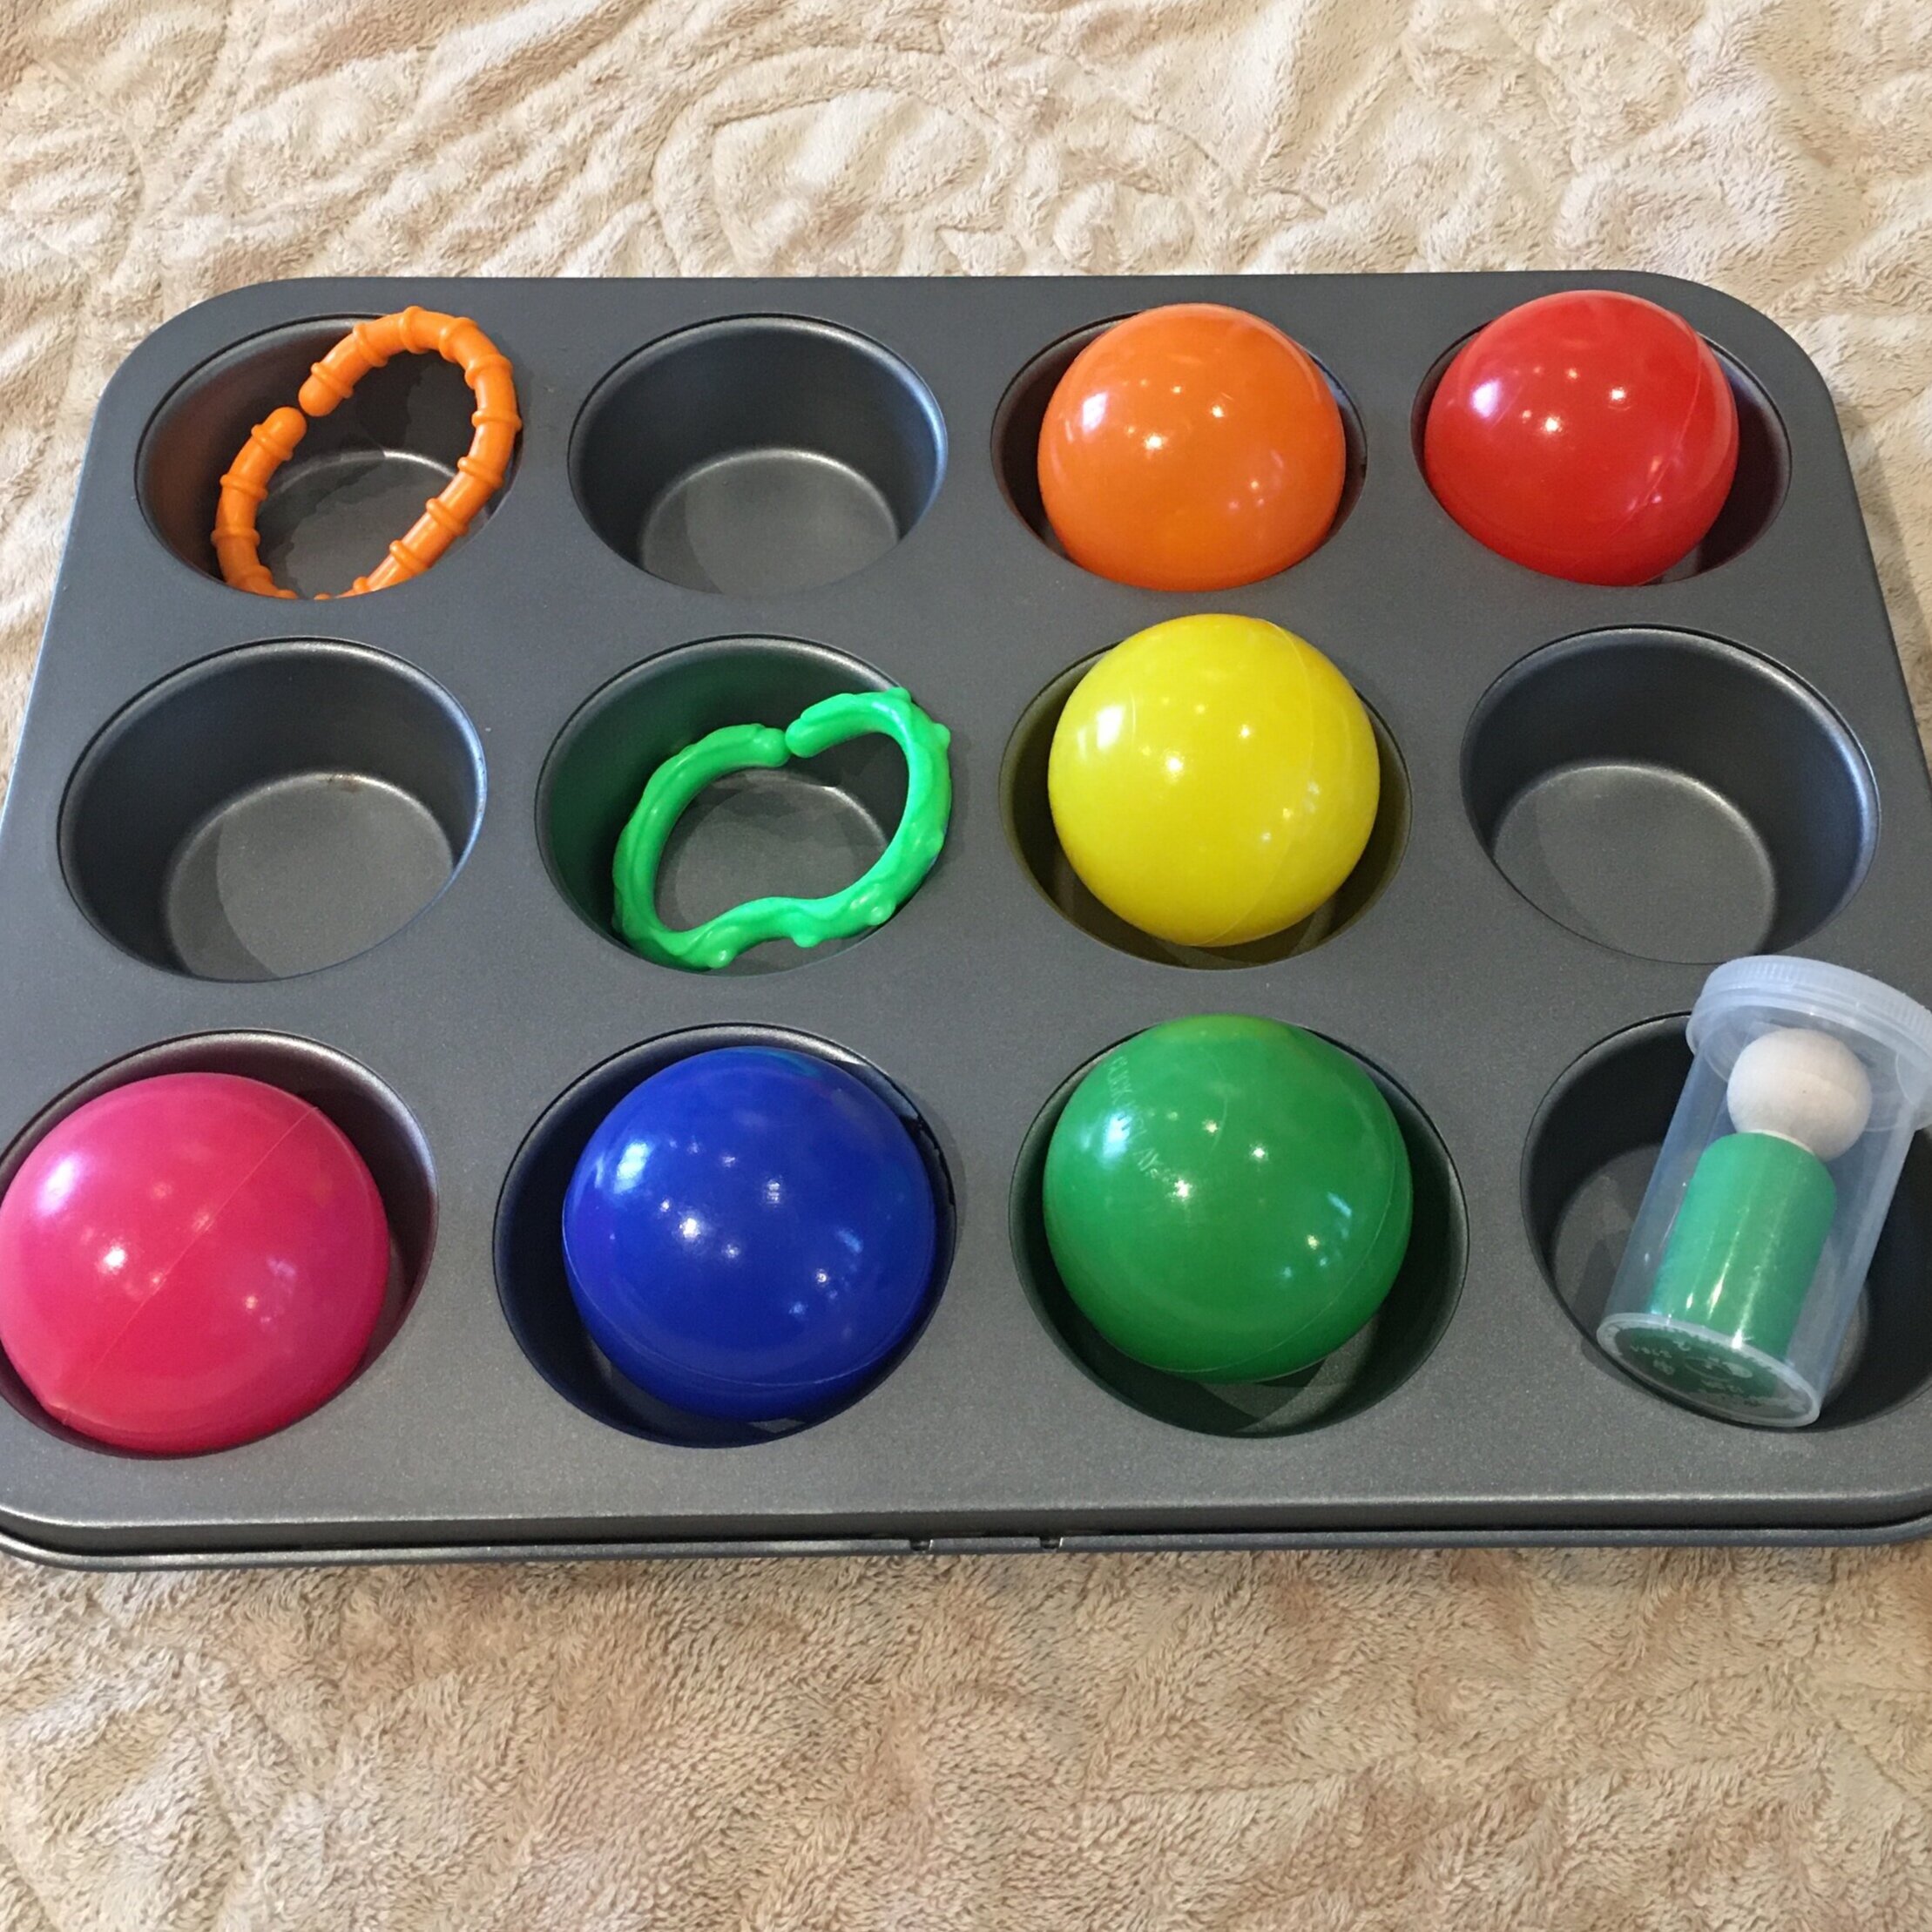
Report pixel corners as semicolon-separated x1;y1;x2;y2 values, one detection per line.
4;272;1932;1569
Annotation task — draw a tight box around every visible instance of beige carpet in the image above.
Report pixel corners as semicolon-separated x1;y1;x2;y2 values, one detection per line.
4;1;1932;1926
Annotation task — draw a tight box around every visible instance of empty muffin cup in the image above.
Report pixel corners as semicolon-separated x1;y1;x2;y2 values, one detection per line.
62;641;484;981
1464;630;1875;963
572;318;945;595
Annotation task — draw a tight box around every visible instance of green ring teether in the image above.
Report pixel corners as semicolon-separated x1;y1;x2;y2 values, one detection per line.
611;688;953;970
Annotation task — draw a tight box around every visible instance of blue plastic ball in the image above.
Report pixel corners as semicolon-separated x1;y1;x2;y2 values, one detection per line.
561;1047;940;1423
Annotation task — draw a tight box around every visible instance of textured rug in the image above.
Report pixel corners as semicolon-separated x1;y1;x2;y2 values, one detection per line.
4;2;1932;1927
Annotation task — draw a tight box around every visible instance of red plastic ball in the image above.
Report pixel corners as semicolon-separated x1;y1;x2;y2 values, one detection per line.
0;1072;390;1455
1422;290;1740;585
1037;303;1347;591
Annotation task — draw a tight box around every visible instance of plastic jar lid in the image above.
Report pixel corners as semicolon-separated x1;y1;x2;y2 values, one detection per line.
1689;955;1932;1131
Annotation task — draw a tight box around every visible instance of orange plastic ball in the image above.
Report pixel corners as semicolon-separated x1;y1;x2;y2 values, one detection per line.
1037;304;1347;591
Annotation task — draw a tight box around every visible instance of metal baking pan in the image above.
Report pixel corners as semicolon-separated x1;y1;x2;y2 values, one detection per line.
3;271;1930;1568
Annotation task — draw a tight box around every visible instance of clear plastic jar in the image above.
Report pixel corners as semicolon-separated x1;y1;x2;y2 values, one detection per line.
1598;956;1932;1426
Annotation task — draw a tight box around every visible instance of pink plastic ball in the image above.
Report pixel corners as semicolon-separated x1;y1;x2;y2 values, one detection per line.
0;1072;390;1455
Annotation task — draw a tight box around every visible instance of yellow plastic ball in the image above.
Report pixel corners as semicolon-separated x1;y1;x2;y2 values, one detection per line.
1047;615;1379;948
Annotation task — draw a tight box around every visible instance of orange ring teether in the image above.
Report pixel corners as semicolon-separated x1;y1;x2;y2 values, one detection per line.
212;307;520;598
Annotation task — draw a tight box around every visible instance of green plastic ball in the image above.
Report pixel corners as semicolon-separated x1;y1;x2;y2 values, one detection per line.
1042;1015;1414;1381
